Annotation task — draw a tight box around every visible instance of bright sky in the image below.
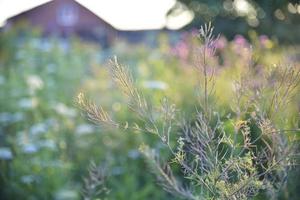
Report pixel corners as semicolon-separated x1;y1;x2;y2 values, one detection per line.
0;0;193;30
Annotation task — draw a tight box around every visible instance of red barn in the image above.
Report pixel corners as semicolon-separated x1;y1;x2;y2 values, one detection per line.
5;0;117;46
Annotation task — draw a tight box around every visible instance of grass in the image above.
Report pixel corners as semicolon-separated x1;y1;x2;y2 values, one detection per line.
0;23;299;200
77;24;300;200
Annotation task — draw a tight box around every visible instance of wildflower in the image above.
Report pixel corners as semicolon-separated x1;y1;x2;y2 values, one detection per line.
190;28;199;37
0;147;13;160
26;74;44;94
77;92;85;106
22;144;39;154
171;41;189;60
75;124;95;135
29;122;48;135
215;36;227;50
143;80;168;90
235;120;247;129
0;112;24;124
45;118;59;127
259;35;273;49
173;149;185;164
233;35;249;48
53;102;77;117
18;97;38;109
21;175;37;184
138;143;148;153
55;189;78;200
78;23;299;200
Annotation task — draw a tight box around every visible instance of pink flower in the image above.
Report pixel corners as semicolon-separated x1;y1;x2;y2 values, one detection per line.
215;36;227;50
190;28;199;37
259;35;271;48
233;35;249;48
171;41;189;61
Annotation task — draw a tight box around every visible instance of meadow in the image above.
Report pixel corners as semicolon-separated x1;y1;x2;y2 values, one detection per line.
0;24;299;200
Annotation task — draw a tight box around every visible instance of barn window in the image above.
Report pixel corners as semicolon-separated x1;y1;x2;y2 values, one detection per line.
57;3;78;26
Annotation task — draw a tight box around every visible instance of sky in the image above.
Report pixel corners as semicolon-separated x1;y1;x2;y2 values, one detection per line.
0;0;194;30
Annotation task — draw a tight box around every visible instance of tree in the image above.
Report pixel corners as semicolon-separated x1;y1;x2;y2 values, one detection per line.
169;0;300;42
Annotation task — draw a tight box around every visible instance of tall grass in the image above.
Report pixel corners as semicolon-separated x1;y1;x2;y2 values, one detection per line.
77;23;300;200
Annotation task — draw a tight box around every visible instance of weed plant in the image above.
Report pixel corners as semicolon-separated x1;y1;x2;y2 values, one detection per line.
77;23;300;200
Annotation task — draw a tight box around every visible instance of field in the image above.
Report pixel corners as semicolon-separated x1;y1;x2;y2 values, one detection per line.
0;24;300;200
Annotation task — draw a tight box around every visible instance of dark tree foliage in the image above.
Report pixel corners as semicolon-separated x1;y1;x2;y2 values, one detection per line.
169;0;300;42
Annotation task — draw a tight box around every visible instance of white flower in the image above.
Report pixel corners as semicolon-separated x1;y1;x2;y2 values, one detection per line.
55;189;78;200
0;147;13;160
22;144;39;154
26;75;44;94
53;102;76;117
75;124;95;135
18;97;38;109
231;82;241;93
29;122;48;135
21;175;36;184
16;131;28;145
143;80;168;90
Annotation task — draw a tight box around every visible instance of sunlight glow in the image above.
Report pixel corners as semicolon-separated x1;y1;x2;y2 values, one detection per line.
233;0;251;15
166;9;194;30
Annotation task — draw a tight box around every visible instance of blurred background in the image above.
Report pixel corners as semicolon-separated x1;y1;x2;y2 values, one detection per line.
0;0;299;199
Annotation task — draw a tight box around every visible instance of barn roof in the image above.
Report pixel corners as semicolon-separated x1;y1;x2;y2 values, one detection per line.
1;0;192;30
6;0;116;30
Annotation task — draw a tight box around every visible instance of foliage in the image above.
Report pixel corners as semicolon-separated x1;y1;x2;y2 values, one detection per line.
169;0;300;42
77;23;300;199
0;25;176;200
82;161;110;200
0;23;299;200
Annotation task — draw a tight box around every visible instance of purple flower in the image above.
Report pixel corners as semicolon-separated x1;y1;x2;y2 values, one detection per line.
215;36;227;50
234;35;249;48
190;28;199;37
259;35;272;48
171;41;189;61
